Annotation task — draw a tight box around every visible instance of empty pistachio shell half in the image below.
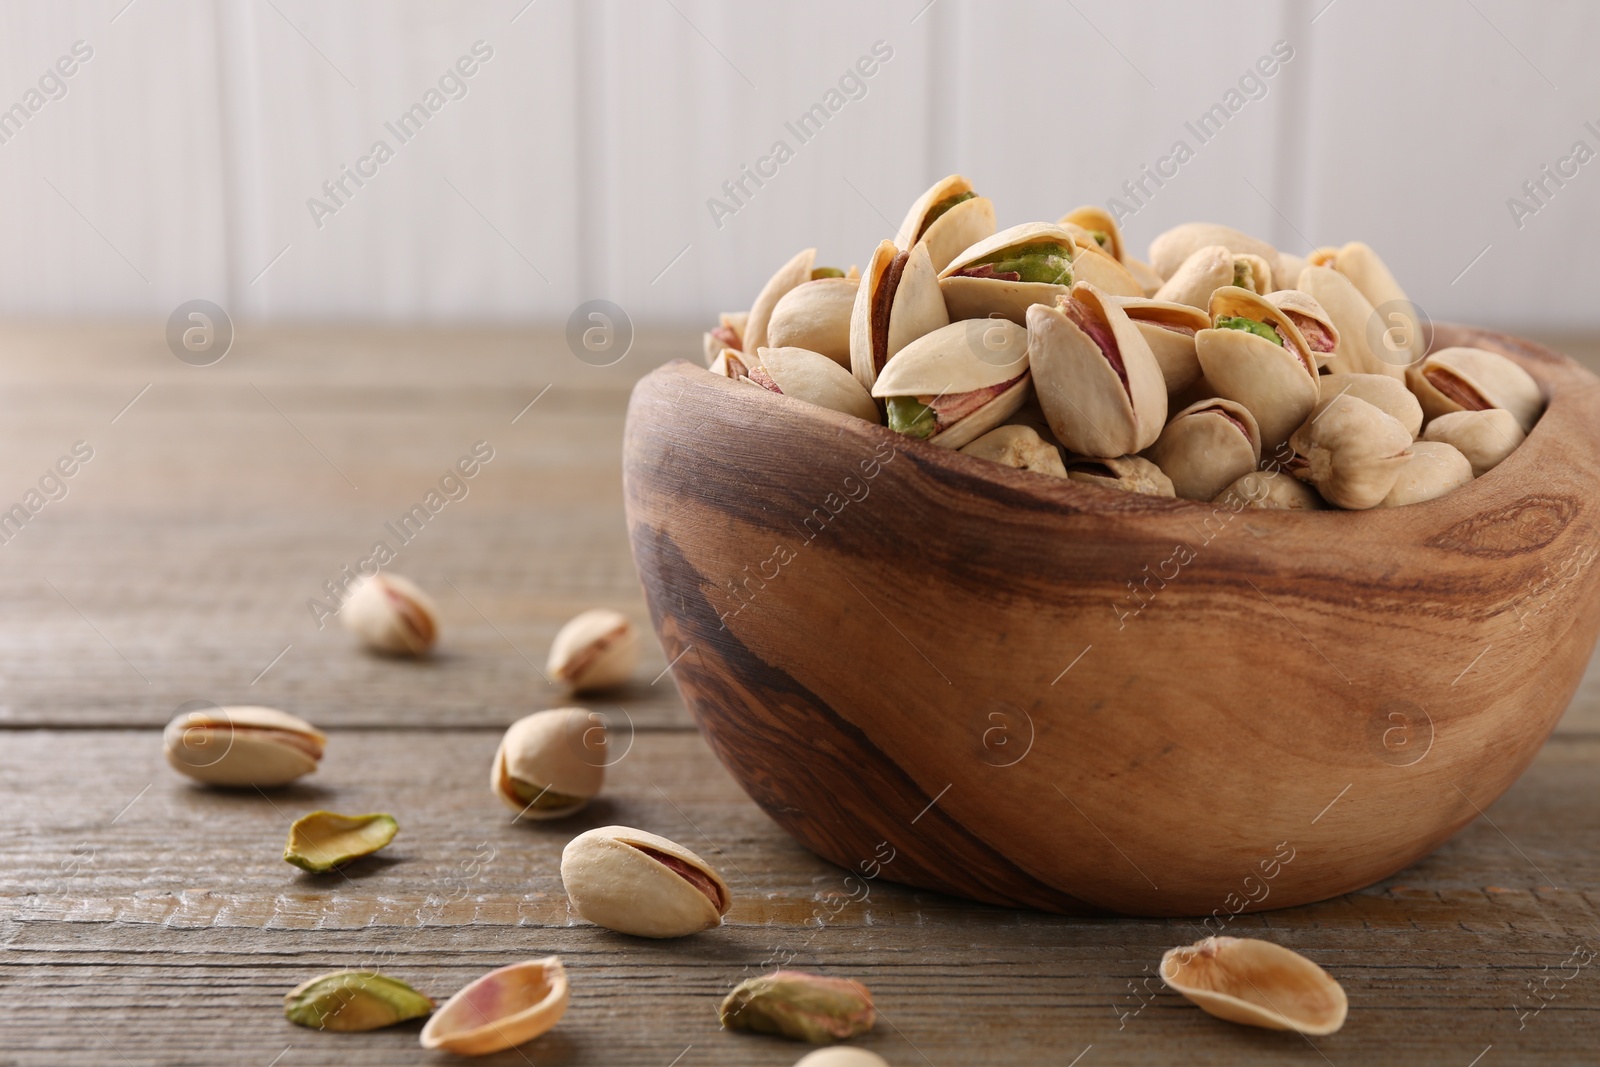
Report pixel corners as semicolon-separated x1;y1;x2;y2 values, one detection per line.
284;811;398;873
1160;936;1347;1035
745;248;816;355
420;956;569;1056
849;239;949;391
1217;470;1326;510
1065;454;1175;497
1113;295;1210;395
871;319;1032;450
341;573;438;656
548;608;639;693
960;424;1066;477
284;970;433;1032
1148;222;1288;290
1421;408;1526;476
163;705;324;787
751;346;881;423
895;173;996;273
1317;372;1422;438
1288;394;1412;510
767;278;860;367
560;825;731;938
1148;398;1261;502
492;708;605;820
1407;346;1542;432
720;970;876;1044
1195;286;1320;452
1380;440;1474;508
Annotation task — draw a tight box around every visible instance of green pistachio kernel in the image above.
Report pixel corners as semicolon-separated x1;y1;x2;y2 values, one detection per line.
810;267;845;280
886;396;938;439
284;970;433;1032
1216;316;1283;346
919;190;977;236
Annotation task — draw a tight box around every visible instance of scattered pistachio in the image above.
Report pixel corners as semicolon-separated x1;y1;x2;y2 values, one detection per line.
162;705;324;788
720;970;876;1044
1160;936;1347;1035
560;825;731;938
420;957;569;1056
284;970;432;1032
492;708;606;820
547;608;639;693
284;811;398;873
340;573;438;656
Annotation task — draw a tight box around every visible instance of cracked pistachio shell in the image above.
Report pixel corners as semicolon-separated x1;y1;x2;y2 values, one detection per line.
767;278;860;366
284;970;433;1032
420;957;569;1056
938;222;1080;323
894;173;996;273
1311;241;1423;367
709;348;757;380
849;239;949;391
1148;398;1262;502
1217;469;1326;510
755;347;881;423
1295;265;1402;379
702;310;747;365
548;608;639;692
284;811;398;873
341;573;438;656
1407;346;1542;432
1059;204;1125;263
1195;286;1320;452
871;319;1032;449
1318;373;1423;438
163;705;324;787
492;709;606;820
1149;222;1288;290
1065;454;1175;497
1151;245;1234;311
1288;394;1412;510
1028;283;1168;457
1113;295;1210;395
1266;289;1341;368
561;825;731;938
1068;239;1145;298
1421;408;1526;476
745;248;816;354
719;970;876;1044
960;424;1067;477
794;1052;892;1067
1161;936;1347;1035
1380;440;1474;508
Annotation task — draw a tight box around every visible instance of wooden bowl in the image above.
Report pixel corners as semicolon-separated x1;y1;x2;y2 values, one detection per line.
622;326;1600;916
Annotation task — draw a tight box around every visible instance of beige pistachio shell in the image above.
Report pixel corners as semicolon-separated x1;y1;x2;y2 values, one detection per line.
938;221;1078;323
701;311;747;366
1266;289;1340;367
745;248;816;354
1380;441;1474;508
1059;204;1124;263
1125;256;1165;297
960;424;1067;477
420;957;569;1056
1161;936;1347;1035
1232;253;1272;295
163;705;325;787
547;608;639;692
561;825;731;938
872;319;1029;396
1278;251;1308;284
767;278;859;366
1148;398;1262;501
709;348;756;380
341;573;438;656
794;1050;892;1067
849;240;949;390
1295;265;1401;378
895;174;997;273
1217;470;1326;510
1195;287;1320;452
1064;454;1175;497
757;347;881;423
1149;223;1287;290
1407;346;1542;432
1114;296;1210;395
1152;245;1233;311
1318;373;1422;438
1321;241;1423;367
1289;394;1413;510
1068;241;1145;297
284;811;398;873
1421;408;1526;476
493;709;606;819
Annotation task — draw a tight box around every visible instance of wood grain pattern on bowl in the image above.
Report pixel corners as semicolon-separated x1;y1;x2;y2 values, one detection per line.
622;326;1600;917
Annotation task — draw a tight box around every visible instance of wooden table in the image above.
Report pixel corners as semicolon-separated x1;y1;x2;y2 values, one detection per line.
2;324;1597;1066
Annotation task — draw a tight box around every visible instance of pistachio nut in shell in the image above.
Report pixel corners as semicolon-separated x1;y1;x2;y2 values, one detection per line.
1317;372;1422;438
1068;239;1146;298
744;248;816;354
492;708;606;820
1421;408;1525;476
1148;222;1287;289
1064;454;1175;497
1313;240;1423;367
1295;265;1399;378
767;277;859;367
1124;255;1165;296
284;970;433;1032
547;608;639;692
1407;346;1542;432
1380;440;1474;508
719;970;875;1044
1288;394;1412;510
938;221;1080;323
849;239;949;391
752;347;881;423
870;319;1031;450
1027;283;1167;457
794;1051;892;1067
1265;289;1340;368
709;347;757;380
1195;286;1320;452
340;572;438;656
1161;936;1347;1035
1147;398;1262;502
1059;203;1125;262
1217;470;1326;510
1151;245;1236;312
163;704;324;788
702;310;747;365
420;957;569;1056
959;424;1066;478
284;811;398;873
894;173;996;273
1113;295;1210;395
560;825;731;938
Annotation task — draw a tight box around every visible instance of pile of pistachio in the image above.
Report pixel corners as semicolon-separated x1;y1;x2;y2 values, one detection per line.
703;175;1541;509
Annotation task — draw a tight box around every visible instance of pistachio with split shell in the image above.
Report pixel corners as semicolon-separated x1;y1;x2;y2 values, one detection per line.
1309;241;1423;367
284;811;398;872
1161;936;1347;1035
341;573;438;656
938;222;1080;323
1027;283;1168;457
895;174;997;273
1153;245;1267;311
1407;346;1542;432
870;319;1032;449
284;970;433;1032
1217;470;1326;510
548;608;639;692
1316;372;1422;438
1125;256;1165;296
744;249;817;354
1059;204;1126;263
747;347;881;423
1112;295;1210;395
849;240;949;391
420;957;569;1056
959;424;1067;477
1148;222;1288;289
1147;398;1261;501
703;310;748;365
163;705;324;787
709;348;756;380
560;825;731;938
720;970;876;1044
1265;289;1340;369
1421;408;1526;476
1380;440;1474;507
794;1051;892;1067
1288;394;1412;510
1065;454;1175;497
1067;237;1147;297
1295;265;1399;378
1195;286;1320;452
492;708;606;820
767;277;861;366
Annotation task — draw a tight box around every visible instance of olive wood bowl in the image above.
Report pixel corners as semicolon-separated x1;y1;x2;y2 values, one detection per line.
622;326;1600;916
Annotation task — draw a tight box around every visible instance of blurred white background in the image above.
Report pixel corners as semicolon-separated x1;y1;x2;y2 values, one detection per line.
0;0;1596;330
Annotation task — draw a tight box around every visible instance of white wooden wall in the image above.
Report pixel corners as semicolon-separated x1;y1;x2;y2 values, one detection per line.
1;0;1596;329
